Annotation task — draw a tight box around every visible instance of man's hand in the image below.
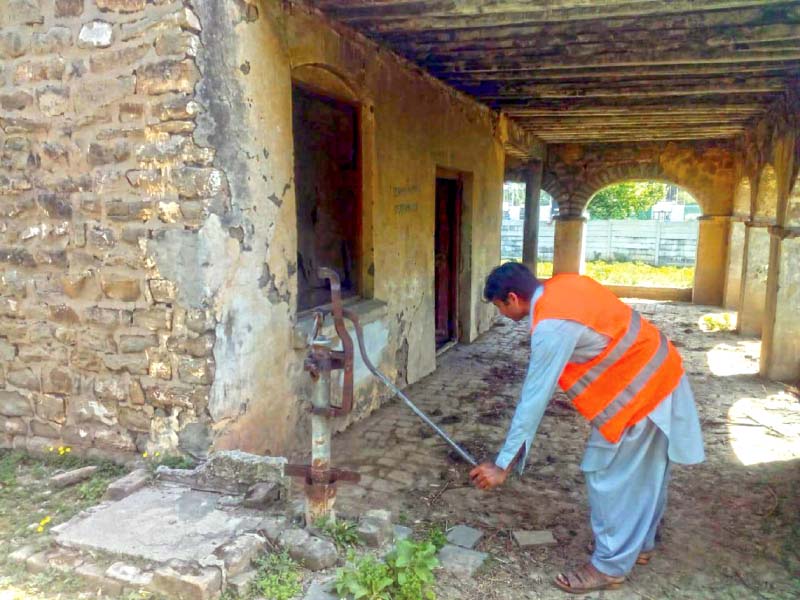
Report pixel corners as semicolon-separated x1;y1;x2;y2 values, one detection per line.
469;462;509;490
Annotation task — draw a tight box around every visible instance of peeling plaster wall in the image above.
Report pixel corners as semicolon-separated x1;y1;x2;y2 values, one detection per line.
181;0;505;455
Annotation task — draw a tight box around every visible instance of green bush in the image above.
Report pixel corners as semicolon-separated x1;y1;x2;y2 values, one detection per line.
335;539;439;600
250;551;302;600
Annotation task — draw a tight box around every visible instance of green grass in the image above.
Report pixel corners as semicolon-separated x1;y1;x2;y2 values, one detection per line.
533;260;695;287
314;516;361;550
0;449;128;599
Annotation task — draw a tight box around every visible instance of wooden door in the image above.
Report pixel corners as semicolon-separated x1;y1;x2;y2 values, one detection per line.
435;178;461;348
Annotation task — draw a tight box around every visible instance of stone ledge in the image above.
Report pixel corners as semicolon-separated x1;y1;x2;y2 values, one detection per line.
294;298;388;349
605;285;693;302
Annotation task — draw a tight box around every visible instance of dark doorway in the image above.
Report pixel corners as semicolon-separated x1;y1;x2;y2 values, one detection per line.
435;177;461;349
292;84;361;312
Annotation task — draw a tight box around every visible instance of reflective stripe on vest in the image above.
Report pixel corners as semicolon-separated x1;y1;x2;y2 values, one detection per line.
591;331;670;429
563;310;642;401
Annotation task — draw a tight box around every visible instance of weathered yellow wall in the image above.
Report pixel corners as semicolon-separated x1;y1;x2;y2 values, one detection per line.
726;86;800;381
0;0;505;460
206;0;505;455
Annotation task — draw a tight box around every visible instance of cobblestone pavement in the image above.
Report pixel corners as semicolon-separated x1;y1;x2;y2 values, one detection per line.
326;301;800;599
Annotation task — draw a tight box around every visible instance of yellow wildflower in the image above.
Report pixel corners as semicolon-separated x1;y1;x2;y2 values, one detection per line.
142;452;148;458
36;526;44;533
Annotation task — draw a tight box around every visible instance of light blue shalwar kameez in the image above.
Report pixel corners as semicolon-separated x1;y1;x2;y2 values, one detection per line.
495;287;705;577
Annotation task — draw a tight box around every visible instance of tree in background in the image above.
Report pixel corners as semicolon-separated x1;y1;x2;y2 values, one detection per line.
588;182;667;219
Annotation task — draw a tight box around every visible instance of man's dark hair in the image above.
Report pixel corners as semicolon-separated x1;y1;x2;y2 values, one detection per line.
483;262;540;303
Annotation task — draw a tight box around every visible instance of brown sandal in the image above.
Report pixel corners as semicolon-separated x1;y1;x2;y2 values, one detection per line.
554;563;625;594
586;541;654;565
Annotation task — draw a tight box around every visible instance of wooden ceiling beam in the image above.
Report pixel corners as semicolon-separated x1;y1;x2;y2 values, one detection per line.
409;42;800;65
442;64;800;83
482;87;786;101
422;53;800;75
387;23;800;53
486;93;779;109
504;106;765;116
312;1;796;29
458;76;791;96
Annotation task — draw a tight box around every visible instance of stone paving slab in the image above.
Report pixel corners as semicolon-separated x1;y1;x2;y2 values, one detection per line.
56;483;263;563
446;524;483;549
512;529;556;547
437;544;488;578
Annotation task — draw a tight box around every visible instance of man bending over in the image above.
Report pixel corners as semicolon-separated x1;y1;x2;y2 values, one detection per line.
470;262;704;594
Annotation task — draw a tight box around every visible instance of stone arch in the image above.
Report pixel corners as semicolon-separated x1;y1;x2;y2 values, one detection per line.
543;141;735;218
583;176;703;218
290;62;364;105
541;170;570;214
733;177;752;218
754;164;778;223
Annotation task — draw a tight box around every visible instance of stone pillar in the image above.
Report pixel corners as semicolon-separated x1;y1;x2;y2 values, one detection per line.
723;219;747;309
553;216;586;274
522;160;543;275
693;216;729;306
760;229;800;381
737;223;771;336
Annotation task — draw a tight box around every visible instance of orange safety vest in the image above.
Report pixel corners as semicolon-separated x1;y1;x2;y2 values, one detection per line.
532;273;684;443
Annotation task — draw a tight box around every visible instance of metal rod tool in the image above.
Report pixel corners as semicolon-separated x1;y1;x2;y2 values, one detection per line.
342;307;479;467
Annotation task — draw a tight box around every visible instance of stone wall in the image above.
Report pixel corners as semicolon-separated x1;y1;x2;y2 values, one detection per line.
1;0;218;460
1;0;507;459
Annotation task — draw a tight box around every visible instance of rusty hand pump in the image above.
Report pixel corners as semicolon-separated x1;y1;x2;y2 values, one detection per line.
286;268;360;524
287;266;478;524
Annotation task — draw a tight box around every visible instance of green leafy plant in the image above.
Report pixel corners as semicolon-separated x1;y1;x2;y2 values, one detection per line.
335;539;439;600
250;551;302;600
385;539;439;600
335;552;394;600
424;526;448;551
314;516;361;549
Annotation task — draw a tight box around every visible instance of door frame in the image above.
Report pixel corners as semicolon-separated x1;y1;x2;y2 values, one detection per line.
434;167;472;350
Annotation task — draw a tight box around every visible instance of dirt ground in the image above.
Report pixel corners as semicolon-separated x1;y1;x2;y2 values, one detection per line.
1;301;798;600
330;301;800;600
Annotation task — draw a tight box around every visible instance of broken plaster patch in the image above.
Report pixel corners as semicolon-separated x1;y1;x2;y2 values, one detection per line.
147;213;240;308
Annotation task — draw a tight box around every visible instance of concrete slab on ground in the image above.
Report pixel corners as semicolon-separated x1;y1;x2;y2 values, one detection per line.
56;483;263;563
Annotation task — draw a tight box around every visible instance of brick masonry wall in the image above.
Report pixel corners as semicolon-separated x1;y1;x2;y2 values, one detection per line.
0;0;219;460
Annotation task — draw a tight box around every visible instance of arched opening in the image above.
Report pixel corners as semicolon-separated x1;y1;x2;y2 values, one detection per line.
580;181;701;291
